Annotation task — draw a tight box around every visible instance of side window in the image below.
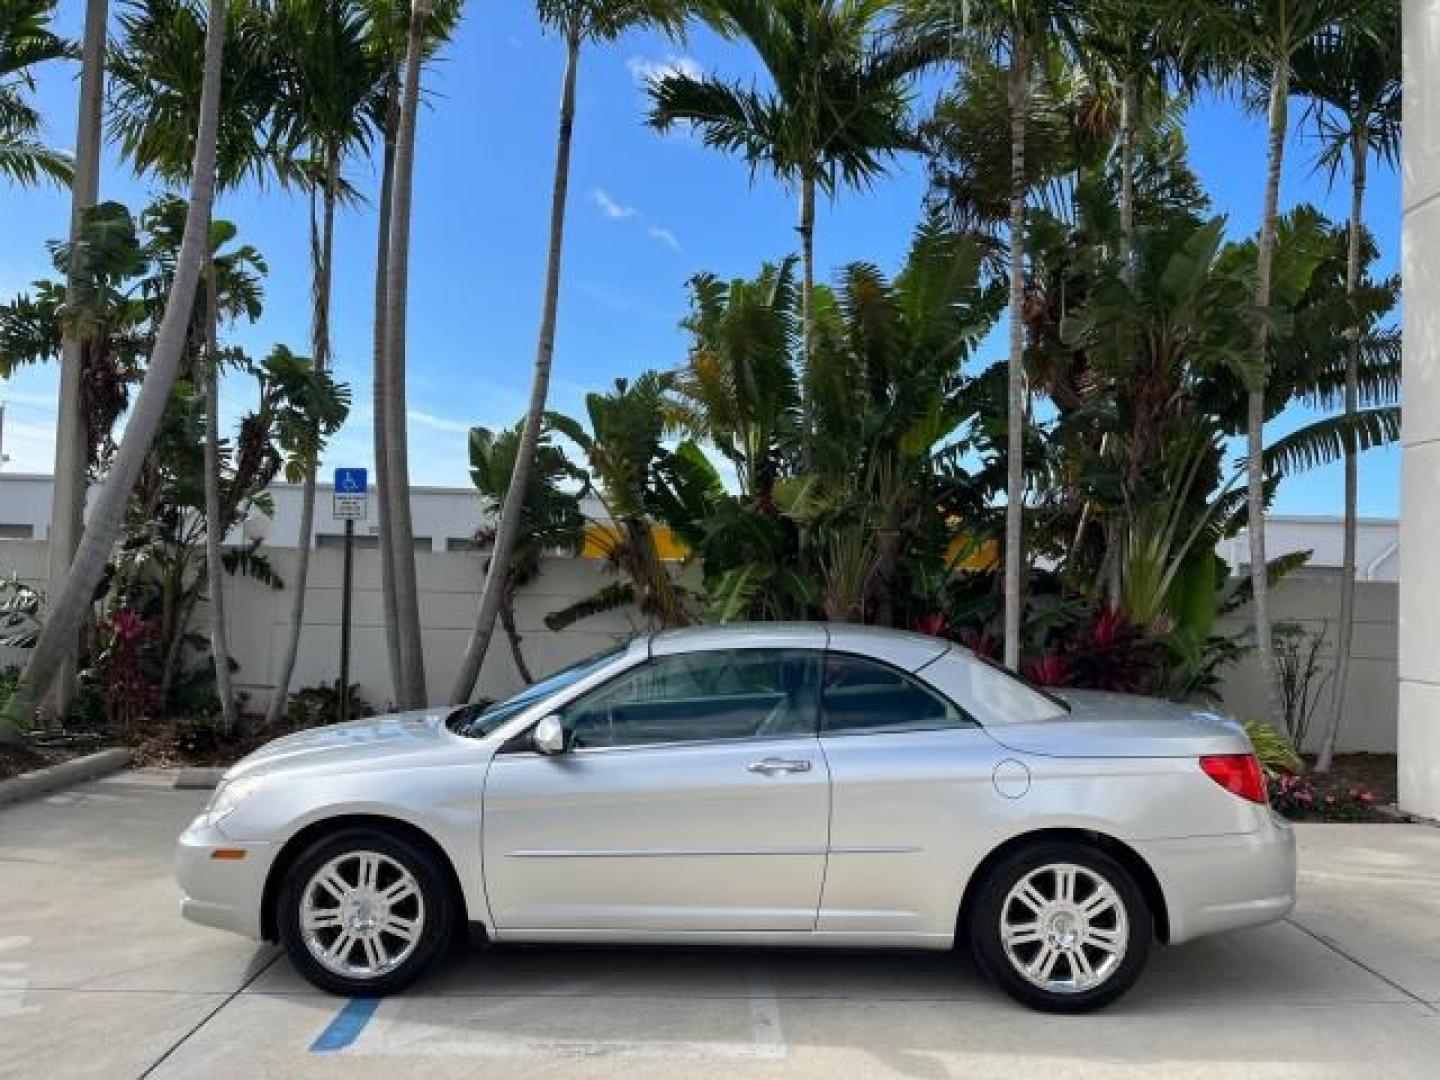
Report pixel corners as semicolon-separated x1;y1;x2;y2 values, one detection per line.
561;649;821;750
820;653;973;736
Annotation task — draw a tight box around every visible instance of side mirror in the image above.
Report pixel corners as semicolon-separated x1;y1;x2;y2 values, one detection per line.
533;714;567;755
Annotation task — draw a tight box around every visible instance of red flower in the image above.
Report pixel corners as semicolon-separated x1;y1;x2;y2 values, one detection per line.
915;612;950;638
960;630;1000;660
1022;653;1073;687
1091;606;1127;649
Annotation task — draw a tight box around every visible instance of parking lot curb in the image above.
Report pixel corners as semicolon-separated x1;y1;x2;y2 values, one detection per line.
0;747;132;808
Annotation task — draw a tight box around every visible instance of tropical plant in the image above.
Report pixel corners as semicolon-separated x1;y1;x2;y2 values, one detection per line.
0;0;73;186
285;679;374;729
467;422;586;683
108;0;280;731
264;0;388;725
908;0;1082;668
0;575;42;649
4;0;227;741
1272;619;1331;751
46;0;108;720
451;0;686;704
363;0;461;705
1243;716;1300;777
1289;2;1400;772
650;0;934;378
1178;0;1355;729
544;374;706;632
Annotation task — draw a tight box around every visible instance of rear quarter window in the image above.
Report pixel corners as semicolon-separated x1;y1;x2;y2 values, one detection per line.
917;649;1070;726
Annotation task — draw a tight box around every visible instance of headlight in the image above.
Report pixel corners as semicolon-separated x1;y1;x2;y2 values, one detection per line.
204;775;268;826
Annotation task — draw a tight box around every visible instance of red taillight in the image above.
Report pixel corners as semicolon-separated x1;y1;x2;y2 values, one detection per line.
1199;753;1267;804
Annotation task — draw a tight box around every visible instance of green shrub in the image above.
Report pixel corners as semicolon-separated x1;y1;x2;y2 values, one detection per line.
285;681;374;729
1243;719;1302;777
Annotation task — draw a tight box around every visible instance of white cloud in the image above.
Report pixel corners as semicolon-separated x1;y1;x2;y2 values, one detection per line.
589;188;638;220
626;54;702;88
406;409;472;435
647;226;681;252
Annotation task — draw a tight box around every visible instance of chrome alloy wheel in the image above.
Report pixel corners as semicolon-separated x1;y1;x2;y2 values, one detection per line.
300;851;426;980
999;862;1129;994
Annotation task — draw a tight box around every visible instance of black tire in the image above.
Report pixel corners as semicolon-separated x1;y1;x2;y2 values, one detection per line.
277;828;455;996
968;841;1152;1013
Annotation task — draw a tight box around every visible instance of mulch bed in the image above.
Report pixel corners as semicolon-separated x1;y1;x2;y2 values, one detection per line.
1275;753;1400;823
1305;753;1397;806
125;715;287;770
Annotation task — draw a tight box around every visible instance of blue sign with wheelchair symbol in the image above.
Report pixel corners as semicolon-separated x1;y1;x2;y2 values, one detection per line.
334;467;367;494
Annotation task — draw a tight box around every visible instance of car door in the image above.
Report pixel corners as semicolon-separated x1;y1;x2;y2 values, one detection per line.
483;648;830;933
816;651;1006;940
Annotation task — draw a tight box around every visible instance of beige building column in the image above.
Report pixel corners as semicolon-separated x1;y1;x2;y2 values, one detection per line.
1400;0;1440;817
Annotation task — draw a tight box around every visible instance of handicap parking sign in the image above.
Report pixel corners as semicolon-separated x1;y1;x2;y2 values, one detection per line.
334;467;367;494
333;468;369;520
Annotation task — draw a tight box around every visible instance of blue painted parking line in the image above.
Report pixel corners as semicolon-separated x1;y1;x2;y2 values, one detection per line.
310;996;382;1052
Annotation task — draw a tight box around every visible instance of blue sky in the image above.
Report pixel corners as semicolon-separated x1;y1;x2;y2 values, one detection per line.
0;2;1402;516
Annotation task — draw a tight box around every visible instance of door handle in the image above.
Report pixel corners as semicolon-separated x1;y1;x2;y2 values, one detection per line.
746;758;812;775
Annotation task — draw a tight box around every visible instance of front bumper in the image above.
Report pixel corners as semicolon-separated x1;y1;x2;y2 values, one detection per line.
175;815;274;939
1135;812;1297;944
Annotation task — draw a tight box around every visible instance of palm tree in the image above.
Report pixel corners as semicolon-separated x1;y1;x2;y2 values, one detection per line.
3;0;229;740
0;0;73;187
108;0;275;732
362;0;459;709
448;0;685;705
1182;0;1350;726
45;0;107;721
649;0;932;380
1072;1;1189;285
263;0;385;725
912;0;1079;668
1291;6;1400;770
467;422;585;683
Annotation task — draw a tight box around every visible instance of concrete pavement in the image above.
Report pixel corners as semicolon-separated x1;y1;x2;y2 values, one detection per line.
1;770;1437;1079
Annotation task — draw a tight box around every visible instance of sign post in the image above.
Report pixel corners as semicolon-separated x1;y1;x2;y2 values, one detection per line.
332;468;368;725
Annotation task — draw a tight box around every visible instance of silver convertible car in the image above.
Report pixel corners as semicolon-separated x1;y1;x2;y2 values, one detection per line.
176;623;1295;1012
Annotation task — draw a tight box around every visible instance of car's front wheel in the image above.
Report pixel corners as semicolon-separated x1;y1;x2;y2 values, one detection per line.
970;841;1152;1013
278;829;455;996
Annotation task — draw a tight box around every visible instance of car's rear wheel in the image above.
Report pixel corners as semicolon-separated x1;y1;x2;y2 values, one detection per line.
278;829;454;996
969;841;1151;1013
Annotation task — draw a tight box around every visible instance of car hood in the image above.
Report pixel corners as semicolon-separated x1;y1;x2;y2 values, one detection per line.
224;709;468;781
985;690;1250;758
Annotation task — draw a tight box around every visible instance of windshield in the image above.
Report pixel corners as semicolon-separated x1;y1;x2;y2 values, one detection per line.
446;645;627;738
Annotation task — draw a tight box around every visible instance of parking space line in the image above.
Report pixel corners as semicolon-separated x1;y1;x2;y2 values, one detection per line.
137;952;283;1079
310;996;382;1052
1284;917;1438;1013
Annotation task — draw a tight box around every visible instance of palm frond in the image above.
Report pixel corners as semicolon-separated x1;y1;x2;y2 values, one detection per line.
1262;406;1400;477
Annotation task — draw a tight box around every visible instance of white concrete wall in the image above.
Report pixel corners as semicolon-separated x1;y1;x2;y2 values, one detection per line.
0;538;653;711
0;537;1398;750
1219;575;1398;753
1401;0;1440;816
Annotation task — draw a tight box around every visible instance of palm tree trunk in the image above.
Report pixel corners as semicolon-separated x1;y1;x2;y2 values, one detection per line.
1003;35;1028;671
1316;129;1368;772
499;590;533;685
798;170;816;373
265;160;337;727
449;31;580;704
372;79;403;705
1247;64;1289;730
202;257;239;733
3;0;228;740
1119;74;1136;288
44;0;108;724
384;6;431;709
